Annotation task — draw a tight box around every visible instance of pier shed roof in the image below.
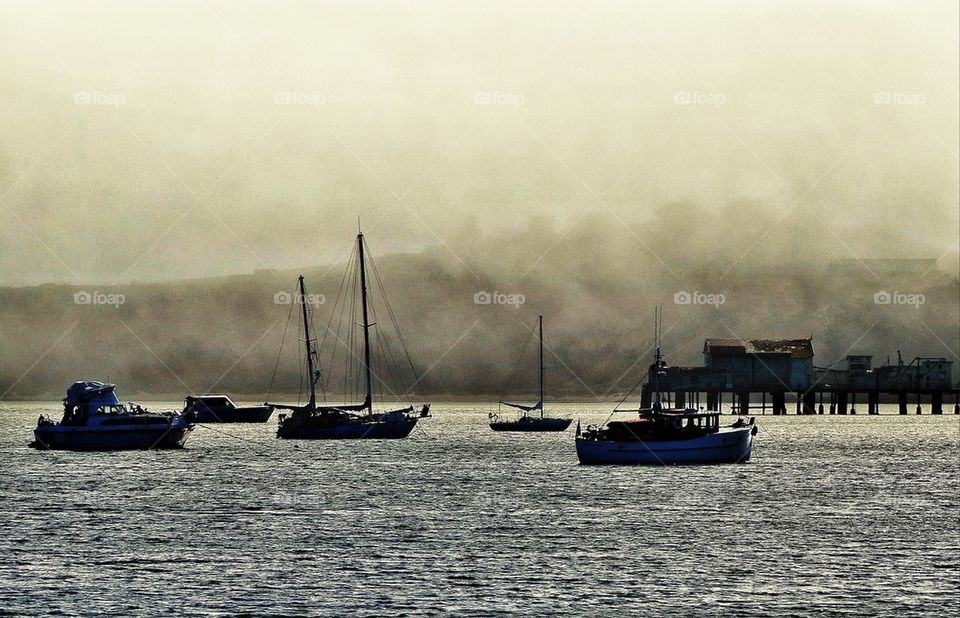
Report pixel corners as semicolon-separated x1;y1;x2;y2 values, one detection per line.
704;338;814;359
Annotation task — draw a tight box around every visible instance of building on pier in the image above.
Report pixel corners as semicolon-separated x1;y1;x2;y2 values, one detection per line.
640;338;957;415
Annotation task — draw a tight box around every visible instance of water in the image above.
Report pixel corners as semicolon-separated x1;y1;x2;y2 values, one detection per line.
1;402;958;616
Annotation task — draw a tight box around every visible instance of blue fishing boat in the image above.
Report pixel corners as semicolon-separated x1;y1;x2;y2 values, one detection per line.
575;308;757;465
32;381;194;451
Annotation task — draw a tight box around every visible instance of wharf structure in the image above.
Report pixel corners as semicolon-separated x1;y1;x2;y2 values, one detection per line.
640;338;959;415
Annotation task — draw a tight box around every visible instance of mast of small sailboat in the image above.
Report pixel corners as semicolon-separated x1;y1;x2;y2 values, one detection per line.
299;275;317;409
357;232;374;414
538;315;544;418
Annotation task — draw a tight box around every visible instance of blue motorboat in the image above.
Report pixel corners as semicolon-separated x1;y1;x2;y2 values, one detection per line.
32;381;194;451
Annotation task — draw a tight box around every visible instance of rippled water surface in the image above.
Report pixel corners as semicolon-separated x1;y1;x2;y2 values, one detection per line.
1;403;958;616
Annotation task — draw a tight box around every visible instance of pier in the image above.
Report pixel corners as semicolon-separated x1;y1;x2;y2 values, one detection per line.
640;339;959;415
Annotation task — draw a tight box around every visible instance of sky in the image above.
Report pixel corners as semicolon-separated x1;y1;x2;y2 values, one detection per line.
0;1;958;398
0;0;957;287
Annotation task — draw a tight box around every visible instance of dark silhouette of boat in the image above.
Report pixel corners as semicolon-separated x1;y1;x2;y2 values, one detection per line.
575;308;756;464
32;381;194;450
489;315;572;432
267;230;429;440
182;395;273;423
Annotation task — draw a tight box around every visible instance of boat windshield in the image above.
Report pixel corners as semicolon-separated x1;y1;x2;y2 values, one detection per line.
96;404;130;415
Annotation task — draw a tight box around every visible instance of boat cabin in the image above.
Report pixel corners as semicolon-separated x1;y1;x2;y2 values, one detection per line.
183;395;237;413
602;408;722;442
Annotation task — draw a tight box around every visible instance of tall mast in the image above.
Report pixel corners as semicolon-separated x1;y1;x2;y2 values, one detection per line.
357;232;374;413
538;315;544;418
299;275;317;409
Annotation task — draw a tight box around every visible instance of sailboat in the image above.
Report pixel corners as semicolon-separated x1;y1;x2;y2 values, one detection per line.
575;307;756;464
489;315;573;432
266;231;430;440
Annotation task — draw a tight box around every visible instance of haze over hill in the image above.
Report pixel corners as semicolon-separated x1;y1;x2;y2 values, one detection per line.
0;0;957;398
2;213;957;400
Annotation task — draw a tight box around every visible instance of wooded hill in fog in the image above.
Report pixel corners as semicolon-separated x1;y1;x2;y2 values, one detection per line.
3;212;957;400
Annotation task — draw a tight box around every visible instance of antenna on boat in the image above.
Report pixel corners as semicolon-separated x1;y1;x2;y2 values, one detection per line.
538;315;544;418
653;306;663;409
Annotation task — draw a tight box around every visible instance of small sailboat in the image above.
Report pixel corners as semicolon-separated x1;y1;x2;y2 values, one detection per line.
266;231;429;440
575;308;756;465
489;315;572;432
32;381;194;450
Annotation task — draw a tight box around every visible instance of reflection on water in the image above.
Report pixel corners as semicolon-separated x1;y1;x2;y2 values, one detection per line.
0;403;957;616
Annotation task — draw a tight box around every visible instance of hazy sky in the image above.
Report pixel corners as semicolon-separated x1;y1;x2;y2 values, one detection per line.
0;0;957;286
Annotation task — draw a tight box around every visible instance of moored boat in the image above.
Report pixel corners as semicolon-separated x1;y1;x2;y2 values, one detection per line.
575;308;757;465
183;395;273;423
267;230;430;440
489;315;572;433
32;381;194;451
575;410;756;465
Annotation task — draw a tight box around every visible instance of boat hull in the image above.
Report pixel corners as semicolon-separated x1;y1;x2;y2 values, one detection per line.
490;417;572;432
277;417;418;440
32;426;194;451
576;425;754;465
193;406;273;423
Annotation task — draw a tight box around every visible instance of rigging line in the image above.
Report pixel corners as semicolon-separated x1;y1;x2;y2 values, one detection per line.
378;318;409;402
365;240;421;385
367;302;400;405
327;249;357;398
319;244;356;394
296;325;304;406
348;249;359;403
306;284;322;399
374;320;406;404
267;291;297;399
497;323;537;404
319;247;347;394
369;300;402;396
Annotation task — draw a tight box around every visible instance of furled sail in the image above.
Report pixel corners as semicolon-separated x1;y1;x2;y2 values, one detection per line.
500;400;543;412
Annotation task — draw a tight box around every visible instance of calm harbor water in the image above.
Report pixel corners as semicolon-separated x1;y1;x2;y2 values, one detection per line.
0;402;957;616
